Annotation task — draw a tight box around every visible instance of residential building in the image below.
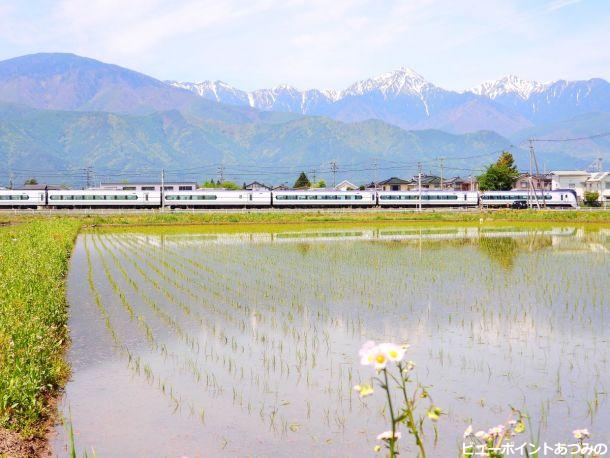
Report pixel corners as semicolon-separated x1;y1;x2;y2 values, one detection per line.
513;173;552;191
406;175;442;190
272;184;291;191
377;177;411;191
17;184;64;190
244;181;271;191
549;171;590;199
443;176;478;191
585;172;610;204
98;182;197;192
334;180;358;191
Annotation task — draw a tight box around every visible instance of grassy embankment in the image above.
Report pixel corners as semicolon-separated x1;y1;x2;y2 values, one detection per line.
0;219;80;439
5;208;609;227
0;209;608;446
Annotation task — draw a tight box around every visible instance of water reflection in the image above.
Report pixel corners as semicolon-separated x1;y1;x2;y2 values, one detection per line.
53;225;609;457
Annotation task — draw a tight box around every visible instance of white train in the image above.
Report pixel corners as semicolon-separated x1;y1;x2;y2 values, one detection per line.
479;190;578;208
377;191;479;207
0;189;578;209
272;190;375;207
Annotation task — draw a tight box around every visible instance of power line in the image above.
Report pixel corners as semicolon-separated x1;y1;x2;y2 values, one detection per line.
527;132;610;143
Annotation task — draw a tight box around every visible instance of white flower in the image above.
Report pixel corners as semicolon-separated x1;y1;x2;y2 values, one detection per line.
475;431;489;440
359;341;377;366
463;425;473;438
377;431;402;441
573;429;590;440
487;425;505;437
379;343;407;362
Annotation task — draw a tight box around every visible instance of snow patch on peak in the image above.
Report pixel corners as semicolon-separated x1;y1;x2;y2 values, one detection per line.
342;67;433;99
471;75;547;100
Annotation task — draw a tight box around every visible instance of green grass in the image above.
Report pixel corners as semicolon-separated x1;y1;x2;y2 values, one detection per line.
4;208;603;228
0;219;80;436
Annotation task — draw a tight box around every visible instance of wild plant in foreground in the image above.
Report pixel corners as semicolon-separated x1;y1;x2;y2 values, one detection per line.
355;341;441;457
461;408;527;458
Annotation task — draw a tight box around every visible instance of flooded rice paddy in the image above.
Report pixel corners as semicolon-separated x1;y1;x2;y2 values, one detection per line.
53;225;609;457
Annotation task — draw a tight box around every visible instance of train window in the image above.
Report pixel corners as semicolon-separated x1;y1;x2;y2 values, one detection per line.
127;195;138;200
355;195;362;200
195;195;217;200
1;194;29;200
142;186;155;191
122;187;136;191
179;186;193;191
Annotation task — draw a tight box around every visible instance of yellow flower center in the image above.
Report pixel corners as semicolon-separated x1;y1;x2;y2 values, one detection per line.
375;354;386;364
389;350;398;358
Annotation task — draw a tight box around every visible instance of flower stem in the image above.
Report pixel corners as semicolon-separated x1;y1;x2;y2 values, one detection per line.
397;364;426;458
383;368;398;456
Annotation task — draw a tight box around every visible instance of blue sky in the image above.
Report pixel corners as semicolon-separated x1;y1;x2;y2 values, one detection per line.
0;0;608;90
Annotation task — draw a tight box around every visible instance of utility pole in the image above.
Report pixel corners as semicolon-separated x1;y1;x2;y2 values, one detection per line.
372;157;379;188
418;162;422;212
528;139;542;209
9;172;14;190
439;157;444;190
330;161;338;188
160;168;165;211
217;164;225;184
83;166;93;189
311;169;317;184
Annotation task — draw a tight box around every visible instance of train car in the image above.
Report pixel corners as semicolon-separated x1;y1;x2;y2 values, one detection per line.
47;190;160;207
0;190;46;208
163;190;271;208
479;190;578;208
377;191;479;207
272;190;376;207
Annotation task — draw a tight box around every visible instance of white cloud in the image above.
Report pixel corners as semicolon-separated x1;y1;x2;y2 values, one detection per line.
0;0;605;90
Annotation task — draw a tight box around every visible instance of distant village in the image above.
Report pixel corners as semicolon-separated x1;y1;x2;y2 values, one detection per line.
5;168;609;207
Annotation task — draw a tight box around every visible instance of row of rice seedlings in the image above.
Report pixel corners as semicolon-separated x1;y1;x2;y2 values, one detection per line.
111;235;358;429
106;236;323;424
97;235;293;421
84;236;207;425
113;235;323;370
91;236;199;354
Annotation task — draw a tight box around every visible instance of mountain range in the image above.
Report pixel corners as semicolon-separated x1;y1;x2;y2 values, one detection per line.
169;69;610;137
0;53;606;186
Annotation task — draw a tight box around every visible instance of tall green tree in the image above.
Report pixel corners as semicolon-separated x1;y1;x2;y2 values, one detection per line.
477;151;520;191
293;172;311;189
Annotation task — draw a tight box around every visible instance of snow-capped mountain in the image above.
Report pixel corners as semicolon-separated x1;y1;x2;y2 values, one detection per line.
342;67;432;98
470;75;547;100
168;69;610;136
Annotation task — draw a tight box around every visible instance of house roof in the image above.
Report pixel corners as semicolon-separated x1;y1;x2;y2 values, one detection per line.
378;177;411;185
245;181;271;188
587;172;609;182
549;171;590;176
18;184;63;190
418;175;441;185
334;180;357;189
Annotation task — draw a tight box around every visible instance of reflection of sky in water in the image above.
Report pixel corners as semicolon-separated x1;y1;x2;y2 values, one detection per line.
53;227;609;457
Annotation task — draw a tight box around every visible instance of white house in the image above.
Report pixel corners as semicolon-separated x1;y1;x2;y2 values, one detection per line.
585;172;610;205
549;171;590;199
334;180;358;191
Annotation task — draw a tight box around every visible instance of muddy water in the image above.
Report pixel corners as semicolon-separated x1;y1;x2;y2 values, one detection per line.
52;226;609;457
